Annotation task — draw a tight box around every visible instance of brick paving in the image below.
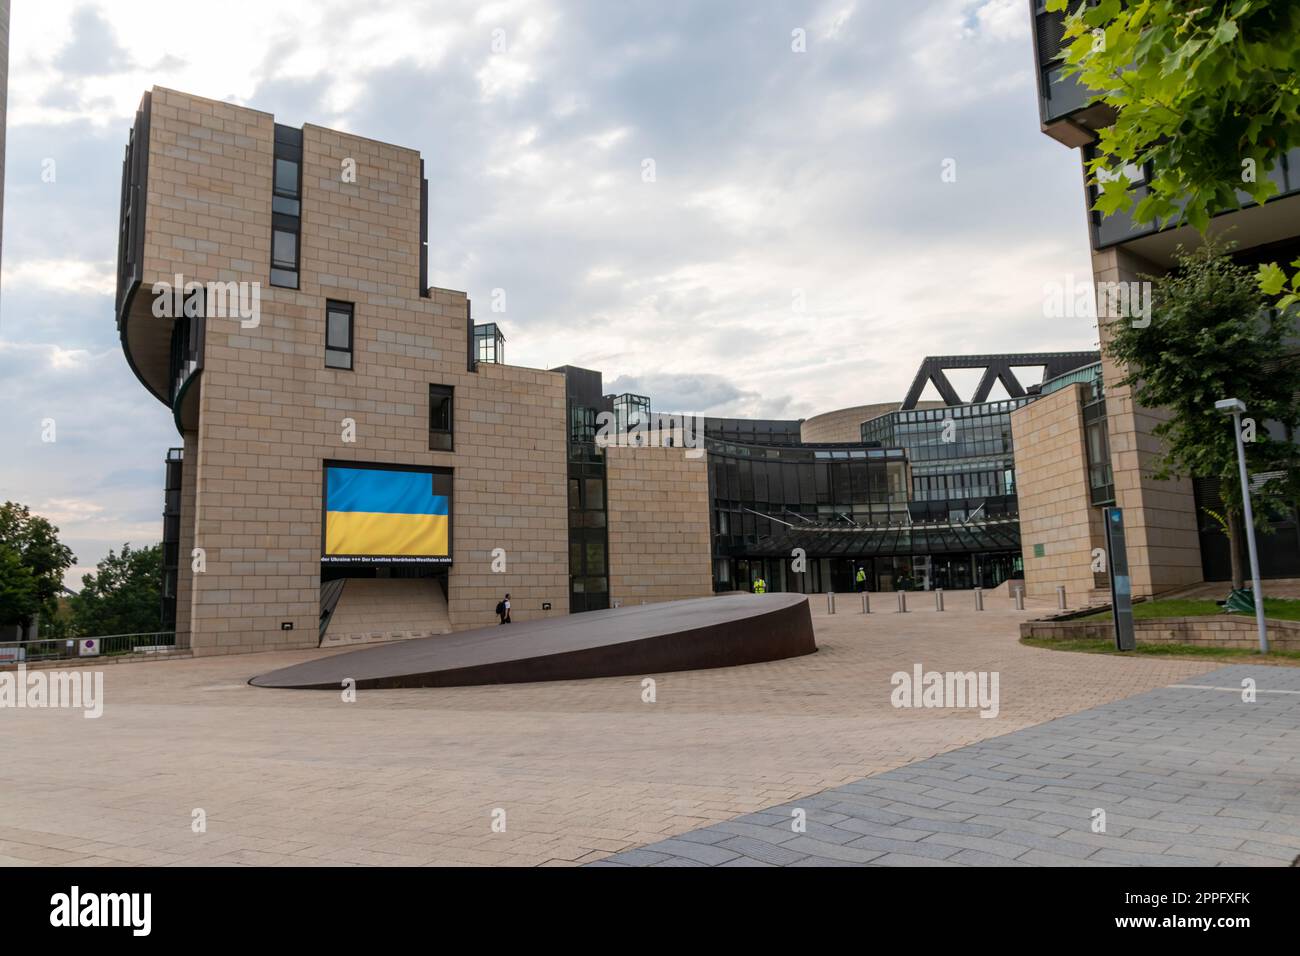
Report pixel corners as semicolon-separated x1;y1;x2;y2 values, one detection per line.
0;593;1247;866
596;664;1300;866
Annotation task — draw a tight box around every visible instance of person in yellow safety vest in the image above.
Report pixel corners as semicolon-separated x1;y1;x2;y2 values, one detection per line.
855;566;867;591
752;577;767;594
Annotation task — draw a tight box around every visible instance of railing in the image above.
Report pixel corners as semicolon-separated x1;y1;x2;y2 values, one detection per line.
0;631;186;665
168;311;204;407
1092;147;1300;249
1042;63;1090;123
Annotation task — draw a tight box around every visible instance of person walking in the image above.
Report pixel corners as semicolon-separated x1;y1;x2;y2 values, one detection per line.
496;593;512;624
752;576;767;595
855;566;867;592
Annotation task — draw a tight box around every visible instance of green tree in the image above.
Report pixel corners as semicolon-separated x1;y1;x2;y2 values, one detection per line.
0;502;76;627
0;544;41;627
1048;0;1300;300
1105;241;1300;588
68;543;164;637
1049;0;1300;231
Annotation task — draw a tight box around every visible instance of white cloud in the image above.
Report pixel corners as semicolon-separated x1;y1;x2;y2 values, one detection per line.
0;0;1098;586
1;258;115;298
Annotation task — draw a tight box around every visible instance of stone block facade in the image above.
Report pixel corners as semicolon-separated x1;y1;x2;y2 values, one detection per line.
124;87;709;655
605;444;713;606
1021;615;1300;652
1091;246;1204;597
1011;383;1106;601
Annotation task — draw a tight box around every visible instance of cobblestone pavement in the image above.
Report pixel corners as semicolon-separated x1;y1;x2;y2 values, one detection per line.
594;665;1300;867
0;593;1236;866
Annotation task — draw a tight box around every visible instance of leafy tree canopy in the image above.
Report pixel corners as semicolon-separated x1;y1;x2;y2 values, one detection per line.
1049;0;1300;233
0;544;41;626
69;543;164;637
0;501;76;624
1105;240;1300;527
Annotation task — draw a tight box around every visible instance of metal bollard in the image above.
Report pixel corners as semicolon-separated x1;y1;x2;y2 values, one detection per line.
1013;586;1025;611
974;587;984;611
862;591;871;614
1056;585;1067;610
935;588;944;611
826;591;835;614
896;590;908;613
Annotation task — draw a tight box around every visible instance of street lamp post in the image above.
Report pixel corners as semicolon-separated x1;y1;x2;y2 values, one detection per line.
1214;398;1268;653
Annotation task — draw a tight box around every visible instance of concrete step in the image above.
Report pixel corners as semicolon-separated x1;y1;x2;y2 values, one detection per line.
321;578;451;648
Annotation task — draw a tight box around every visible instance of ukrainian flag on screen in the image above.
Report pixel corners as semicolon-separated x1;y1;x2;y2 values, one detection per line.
325;467;448;557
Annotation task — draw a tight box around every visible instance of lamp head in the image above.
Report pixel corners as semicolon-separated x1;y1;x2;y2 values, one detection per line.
1214;398;1246;415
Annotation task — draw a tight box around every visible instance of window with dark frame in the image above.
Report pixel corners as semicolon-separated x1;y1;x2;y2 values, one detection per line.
271;124;302;288
325;301;354;370
429;384;454;451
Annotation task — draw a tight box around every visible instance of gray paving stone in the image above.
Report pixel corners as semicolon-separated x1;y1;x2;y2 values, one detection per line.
672;828;734;846
1237;840;1300;862
919;831;1031;860
779;836;888;864
830;817;933;842
818;802;912;826
711;820;802;844
843;834;960;860
601;848;670;866
1017;849;1113;866
1090;848;1204;867
950;848;1032;867
965;814;1067;837
870;852;964;867
787;856;860;867
715;836;811;866
650;857;707;867
591;664;1300;868
644;839;739;866
880;802;978;823
897;817;1003;838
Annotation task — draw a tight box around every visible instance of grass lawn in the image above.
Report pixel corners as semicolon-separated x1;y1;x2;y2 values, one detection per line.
1078;596;1300;623
1021;636;1300;665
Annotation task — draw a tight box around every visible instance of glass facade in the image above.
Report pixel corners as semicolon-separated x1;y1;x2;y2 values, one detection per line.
474;322;505;364
562;367;609;613
610;393;650;433
860;399;1029;523
705;398;1042;593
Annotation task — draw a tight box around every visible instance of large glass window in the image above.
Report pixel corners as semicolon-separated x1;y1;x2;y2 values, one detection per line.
325;300;353;370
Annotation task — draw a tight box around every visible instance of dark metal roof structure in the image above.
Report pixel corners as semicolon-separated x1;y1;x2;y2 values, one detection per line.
900;352;1100;410
736;518;1021;558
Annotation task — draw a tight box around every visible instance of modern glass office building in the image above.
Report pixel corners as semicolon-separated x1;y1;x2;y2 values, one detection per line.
699;352;1101;594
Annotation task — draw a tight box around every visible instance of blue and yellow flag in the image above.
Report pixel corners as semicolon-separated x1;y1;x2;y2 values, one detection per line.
325;466;449;557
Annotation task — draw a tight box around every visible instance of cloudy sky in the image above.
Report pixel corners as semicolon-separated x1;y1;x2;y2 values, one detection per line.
0;0;1097;585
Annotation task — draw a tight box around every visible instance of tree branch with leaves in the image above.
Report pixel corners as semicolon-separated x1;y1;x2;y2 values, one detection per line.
1105;241;1300;587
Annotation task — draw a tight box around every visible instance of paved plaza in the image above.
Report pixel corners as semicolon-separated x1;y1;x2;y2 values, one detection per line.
0;593;1291;867
596;664;1300;867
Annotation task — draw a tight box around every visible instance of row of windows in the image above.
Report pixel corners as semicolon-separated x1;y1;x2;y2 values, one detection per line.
271;125;303;289
711;456;908;509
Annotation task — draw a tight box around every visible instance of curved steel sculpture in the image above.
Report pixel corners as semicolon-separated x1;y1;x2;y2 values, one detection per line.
250;593;816;690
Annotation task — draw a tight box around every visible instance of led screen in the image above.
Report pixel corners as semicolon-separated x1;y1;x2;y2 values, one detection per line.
322;464;452;565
